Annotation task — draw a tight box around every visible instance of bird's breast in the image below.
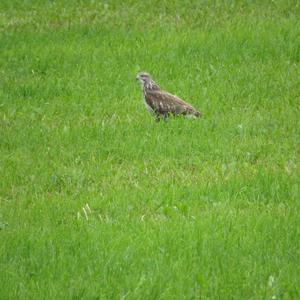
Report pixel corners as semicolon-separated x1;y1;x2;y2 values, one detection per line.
143;95;154;113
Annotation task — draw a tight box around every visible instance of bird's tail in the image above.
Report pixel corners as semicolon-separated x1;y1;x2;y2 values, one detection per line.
186;110;202;119
193;111;202;118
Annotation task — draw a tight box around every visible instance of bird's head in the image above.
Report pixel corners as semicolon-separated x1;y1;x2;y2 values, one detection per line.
136;72;152;84
136;72;160;90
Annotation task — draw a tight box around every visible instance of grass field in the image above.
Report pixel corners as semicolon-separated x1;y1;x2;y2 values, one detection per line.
1;0;300;299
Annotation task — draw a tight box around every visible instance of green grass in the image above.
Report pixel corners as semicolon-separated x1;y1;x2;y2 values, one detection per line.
1;0;300;299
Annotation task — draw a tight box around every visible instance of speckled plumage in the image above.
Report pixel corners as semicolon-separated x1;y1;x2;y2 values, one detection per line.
136;72;202;120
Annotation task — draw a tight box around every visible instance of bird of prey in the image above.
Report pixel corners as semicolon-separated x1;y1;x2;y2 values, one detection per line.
136;72;202;121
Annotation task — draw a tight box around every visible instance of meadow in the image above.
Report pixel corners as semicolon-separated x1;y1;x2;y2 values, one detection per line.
0;0;299;299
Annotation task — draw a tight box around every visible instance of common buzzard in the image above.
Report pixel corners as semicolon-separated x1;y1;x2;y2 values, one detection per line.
136;72;202;120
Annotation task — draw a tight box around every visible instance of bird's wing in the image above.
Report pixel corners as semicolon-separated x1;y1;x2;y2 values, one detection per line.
146;90;197;115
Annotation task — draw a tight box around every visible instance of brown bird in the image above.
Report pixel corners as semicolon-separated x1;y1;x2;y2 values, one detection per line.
136;72;202;121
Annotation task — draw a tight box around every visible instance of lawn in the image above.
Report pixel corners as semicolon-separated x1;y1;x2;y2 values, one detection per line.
0;0;299;299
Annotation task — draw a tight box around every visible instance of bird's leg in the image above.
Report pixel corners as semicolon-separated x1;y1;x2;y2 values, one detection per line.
155;114;169;122
163;114;169;122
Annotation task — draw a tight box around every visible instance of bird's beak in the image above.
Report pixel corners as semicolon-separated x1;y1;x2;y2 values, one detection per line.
136;76;139;80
